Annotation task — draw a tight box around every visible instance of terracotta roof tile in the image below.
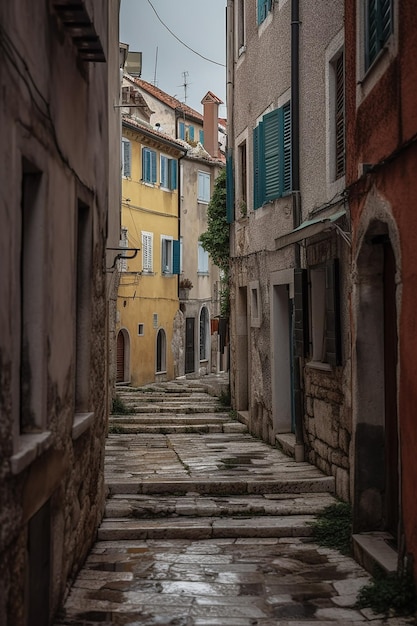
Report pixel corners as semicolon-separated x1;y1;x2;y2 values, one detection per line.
131;76;203;122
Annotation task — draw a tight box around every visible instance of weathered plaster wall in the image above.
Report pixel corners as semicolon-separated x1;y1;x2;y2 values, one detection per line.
0;1;119;623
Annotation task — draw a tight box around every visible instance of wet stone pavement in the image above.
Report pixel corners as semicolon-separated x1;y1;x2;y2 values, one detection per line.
55;377;416;626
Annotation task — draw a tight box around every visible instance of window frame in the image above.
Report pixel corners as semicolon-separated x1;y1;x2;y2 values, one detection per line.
308;259;342;368
141;231;153;273
257;0;272;25
161;235;173;274
160;155;177;190
122;137;131;178
365;0;393;71
142;147;157;184
253;102;291;209
197;241;209;274
198;171;211;203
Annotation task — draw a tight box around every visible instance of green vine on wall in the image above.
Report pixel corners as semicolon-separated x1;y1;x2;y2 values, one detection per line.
199;168;230;316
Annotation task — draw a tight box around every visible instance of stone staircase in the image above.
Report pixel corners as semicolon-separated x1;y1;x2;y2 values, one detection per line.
102;379;336;543
110;381;247;434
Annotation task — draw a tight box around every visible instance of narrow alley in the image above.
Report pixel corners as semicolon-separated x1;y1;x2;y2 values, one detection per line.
55;378;414;626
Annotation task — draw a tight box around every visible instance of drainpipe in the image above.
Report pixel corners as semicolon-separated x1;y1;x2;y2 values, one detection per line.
291;0;304;462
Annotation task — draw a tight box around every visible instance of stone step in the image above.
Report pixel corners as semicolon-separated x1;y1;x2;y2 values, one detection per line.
115;404;226;414
97;514;317;541
107;422;248;435
104;492;336;519
110;413;230;424
106;476;335;497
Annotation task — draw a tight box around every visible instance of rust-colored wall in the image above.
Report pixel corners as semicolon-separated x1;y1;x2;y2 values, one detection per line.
346;0;417;579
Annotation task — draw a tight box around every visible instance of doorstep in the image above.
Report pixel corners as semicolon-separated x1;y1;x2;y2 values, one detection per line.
352;532;398;575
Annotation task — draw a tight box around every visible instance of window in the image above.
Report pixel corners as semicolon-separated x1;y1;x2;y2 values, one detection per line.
161;236;173;274
142;147;157;183
238;140;247;213
122;138;131;177
365;0;392;69
309;260;342;366
199;129;204;144
198;171;211;203
198;242;209;274
156;328;166;372
160;155;178;190
161;236;181;274
138;323;144;336
238;0;246;52
75;199;92;412
253;102;291;208
186;125;195;142
258;0;272;24
119;227;128;272
19;160;46;434
142;231;153;273
179;121;185;140
335;52;345;179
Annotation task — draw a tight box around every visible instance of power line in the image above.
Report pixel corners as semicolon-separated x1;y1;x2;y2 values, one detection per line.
146;0;226;68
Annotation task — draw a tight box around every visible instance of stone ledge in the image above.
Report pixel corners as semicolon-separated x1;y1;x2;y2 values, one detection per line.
352;532;398;575
10;431;52;475
72;412;95;440
276;433;305;462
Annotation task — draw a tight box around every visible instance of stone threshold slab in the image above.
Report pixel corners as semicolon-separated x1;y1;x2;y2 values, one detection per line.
97;514;316;541
106;477;335;496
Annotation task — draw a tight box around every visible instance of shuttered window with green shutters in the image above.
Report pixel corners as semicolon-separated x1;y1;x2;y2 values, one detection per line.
365;0;392;69
257;0;272;24
142;148;157;184
253;102;292;209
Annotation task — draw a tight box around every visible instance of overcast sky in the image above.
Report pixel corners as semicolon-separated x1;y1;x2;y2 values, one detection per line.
120;0;227;116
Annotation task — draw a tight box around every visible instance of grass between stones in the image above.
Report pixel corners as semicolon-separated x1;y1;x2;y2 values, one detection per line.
309;500;352;556
356;567;417;617
111;394;131;414
310;501;417;618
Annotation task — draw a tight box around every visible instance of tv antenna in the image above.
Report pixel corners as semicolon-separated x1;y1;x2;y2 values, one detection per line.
153;46;158;86
181;71;189;104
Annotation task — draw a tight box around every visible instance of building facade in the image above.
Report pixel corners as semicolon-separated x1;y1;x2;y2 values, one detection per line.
345;0;417;577
227;0;350;494
117;75;226;383
117;112;186;386
0;1;120;624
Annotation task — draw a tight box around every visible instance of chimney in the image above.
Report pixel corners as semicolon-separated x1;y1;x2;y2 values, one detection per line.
201;92;223;159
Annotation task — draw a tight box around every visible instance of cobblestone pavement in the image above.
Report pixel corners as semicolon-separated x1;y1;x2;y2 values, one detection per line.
55;377;417;626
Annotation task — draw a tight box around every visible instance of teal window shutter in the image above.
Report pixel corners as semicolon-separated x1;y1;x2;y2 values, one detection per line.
151;150;157;183
226;153;234;223
257;0;268;24
142;148;149;181
122;138;131;177
282;102;292;193
263;109;280;201
188;126;195;141
169;159;177;190
253;124;260;209
179;121;185;140
172;240;180;274
160;155;168;187
199;129;204;144
143;148;157;183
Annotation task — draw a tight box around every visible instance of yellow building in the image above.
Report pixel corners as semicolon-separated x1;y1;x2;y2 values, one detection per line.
117;116;187;385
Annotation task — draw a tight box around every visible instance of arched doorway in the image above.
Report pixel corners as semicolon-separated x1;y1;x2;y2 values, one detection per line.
156;328;166;373
116;329;130;383
354;220;400;543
